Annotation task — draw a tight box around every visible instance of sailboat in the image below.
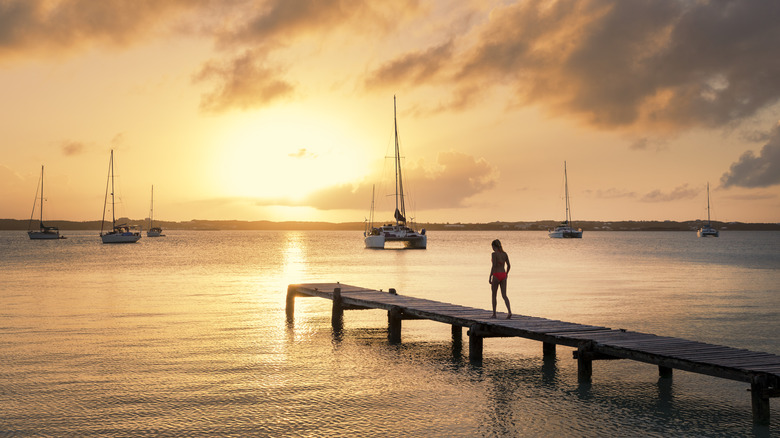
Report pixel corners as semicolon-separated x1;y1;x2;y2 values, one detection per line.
100;150;141;244
364;96;427;249
146;185;164;237
27;165;65;240
548;161;583;238
697;182;719;237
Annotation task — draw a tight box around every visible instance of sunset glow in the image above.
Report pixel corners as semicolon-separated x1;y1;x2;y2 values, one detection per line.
1;1;779;224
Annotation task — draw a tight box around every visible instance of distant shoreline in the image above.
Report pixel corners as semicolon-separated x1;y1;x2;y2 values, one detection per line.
3;218;779;232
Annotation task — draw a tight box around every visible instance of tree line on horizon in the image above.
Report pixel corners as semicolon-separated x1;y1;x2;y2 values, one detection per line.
1;218;778;232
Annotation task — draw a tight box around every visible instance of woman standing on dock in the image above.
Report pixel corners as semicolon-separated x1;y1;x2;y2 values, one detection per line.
489;239;512;319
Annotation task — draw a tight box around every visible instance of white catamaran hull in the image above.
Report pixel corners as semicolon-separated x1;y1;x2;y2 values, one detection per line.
548;226;583;239
365;230;427;249
101;232;141;244
363;97;427;250
697;227;719;237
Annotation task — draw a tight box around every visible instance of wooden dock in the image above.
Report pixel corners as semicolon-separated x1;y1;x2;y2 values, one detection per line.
286;283;779;423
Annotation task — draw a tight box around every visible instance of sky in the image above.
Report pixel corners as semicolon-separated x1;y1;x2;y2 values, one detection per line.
2;0;779;224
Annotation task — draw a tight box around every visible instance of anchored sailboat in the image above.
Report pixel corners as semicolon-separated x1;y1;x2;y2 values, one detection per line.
146;185;164;237
364;96;427;249
697;182;719;237
100;150;141;244
548;161;583;239
27;165;65;240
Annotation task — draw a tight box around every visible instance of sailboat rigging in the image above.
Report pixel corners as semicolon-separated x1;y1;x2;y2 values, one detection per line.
364;96;427;249
146;185;164;237
27;165;65;240
100;150;141;243
548;161;583;238
697;182;719;237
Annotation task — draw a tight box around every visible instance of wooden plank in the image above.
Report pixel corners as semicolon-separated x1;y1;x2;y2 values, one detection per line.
709;358;780;367
289;283;780;386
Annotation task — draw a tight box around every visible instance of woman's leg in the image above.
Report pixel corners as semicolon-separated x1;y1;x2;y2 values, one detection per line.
500;280;511;318
490;280;499;318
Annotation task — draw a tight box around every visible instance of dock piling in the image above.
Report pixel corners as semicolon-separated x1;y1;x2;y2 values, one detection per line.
577;343;594;382
388;307;403;343
752;375;771;424
285;285;297;321
468;324;484;362
452;325;462;343
331;287;343;329
285;283;780;423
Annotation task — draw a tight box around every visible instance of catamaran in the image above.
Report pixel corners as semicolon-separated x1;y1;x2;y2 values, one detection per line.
697;182;719;237
27;165;65;240
364;97;427;249
100;150;141;244
146;185;164;237
548;161;583;239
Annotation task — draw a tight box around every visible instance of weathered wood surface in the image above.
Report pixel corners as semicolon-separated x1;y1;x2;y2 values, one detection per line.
287;282;778;422
288;283;780;385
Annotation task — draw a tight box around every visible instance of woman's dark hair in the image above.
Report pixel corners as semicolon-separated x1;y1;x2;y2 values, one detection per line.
492;239;504;252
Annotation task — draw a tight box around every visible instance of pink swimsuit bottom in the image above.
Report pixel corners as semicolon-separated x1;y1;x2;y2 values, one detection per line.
492;272;508;282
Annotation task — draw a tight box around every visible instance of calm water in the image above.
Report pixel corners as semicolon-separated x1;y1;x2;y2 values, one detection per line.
1;230;778;436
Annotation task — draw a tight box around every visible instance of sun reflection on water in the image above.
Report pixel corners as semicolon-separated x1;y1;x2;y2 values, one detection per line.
281;231;309;286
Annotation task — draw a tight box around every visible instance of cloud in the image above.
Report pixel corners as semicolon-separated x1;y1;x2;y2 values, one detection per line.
60;140;85;156
288;148;312;158
9;0;778;130
586;188;637;199
197;1;423;113
628;137;668;151
249;151;499;211
640;184;699;202
369;1;780;132
193;50;295;112
723;192;777;201
405;150;499;208
0;0;207;60
720;124;780;188
364;41;454;90
215;0;421;47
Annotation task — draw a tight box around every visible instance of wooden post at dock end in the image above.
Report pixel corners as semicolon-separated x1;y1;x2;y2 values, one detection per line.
543;342;556;357
751;375;771;424
331;287;343;329
388;307;403;343
577;343;593;382
468;324;484;363
285;285;297;321
658;365;673;378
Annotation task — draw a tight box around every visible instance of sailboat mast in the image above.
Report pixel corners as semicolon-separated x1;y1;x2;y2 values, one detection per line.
101;150;113;234
111;151;116;227
40;166;44;224
369;184;375;228
394;95;406;226
706;182;711;226
39;165;44;225
150;185;154;228
564;161;570;224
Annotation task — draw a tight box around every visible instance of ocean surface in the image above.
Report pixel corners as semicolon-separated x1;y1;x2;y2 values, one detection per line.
1;230;778;437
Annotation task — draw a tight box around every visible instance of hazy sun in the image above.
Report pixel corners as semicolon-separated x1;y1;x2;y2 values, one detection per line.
212;109;373;201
